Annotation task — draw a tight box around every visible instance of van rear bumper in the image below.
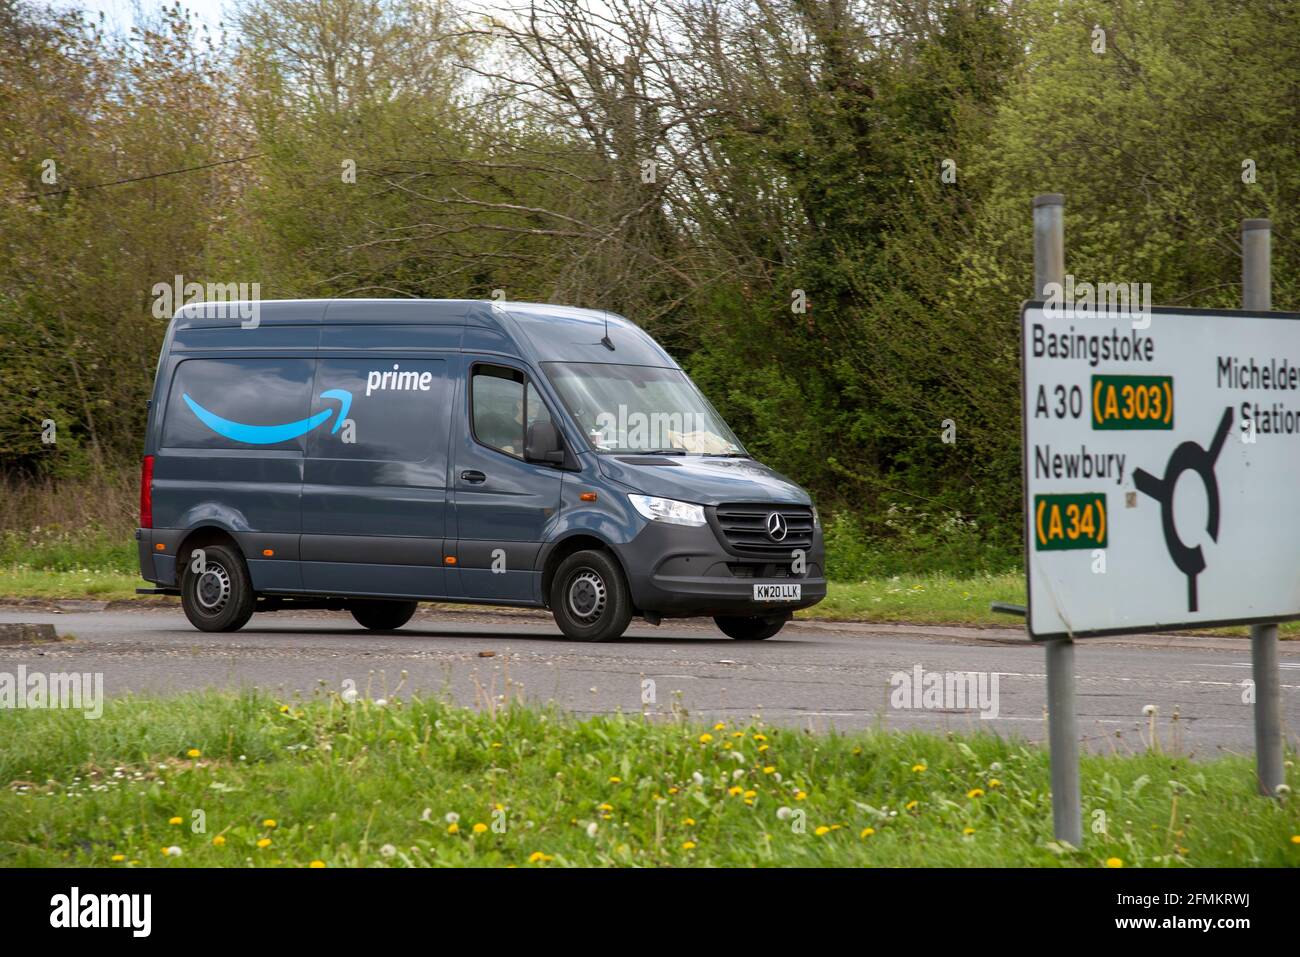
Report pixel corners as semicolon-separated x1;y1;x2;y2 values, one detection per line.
614;521;826;618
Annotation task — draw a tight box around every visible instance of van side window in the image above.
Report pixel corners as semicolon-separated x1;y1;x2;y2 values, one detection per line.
162;357;315;451
472;365;526;457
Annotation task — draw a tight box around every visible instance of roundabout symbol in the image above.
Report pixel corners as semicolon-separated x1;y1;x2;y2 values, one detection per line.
1131;406;1234;613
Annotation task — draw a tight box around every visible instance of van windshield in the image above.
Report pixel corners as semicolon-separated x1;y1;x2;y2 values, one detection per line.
542;362;746;455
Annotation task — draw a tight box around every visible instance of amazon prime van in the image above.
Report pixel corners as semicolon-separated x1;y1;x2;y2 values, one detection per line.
137;299;826;640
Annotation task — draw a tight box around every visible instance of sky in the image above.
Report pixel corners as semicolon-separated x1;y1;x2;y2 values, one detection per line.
60;0;232;33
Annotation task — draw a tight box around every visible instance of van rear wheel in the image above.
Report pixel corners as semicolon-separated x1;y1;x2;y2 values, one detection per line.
180;543;256;633
550;550;633;642
350;600;418;631
714;615;787;640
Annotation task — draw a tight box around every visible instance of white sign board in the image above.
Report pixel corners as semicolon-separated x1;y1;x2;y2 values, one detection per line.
1021;302;1300;638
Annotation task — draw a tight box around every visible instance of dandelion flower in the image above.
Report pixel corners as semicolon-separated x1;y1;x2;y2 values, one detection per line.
309;860;326;868
380;844;397;857
111;854;126;862
967;788;985;799
1106;857;1124;868
257;838;271;849
905;800;919;811
186;749;201;758
753;733;767;742
212;835;226;847
795;791;807;801
814;826;830;836
447;823;460;834
962;827;975;836
263;819;277;828
763;766;775;775
681;841;696;850
911;764;927;773
168;816;183;825
682;817;696;826
713;722;726;731
528;851;554;863
698;733;713;744
988;779;1002;789
1291;835;1300;845
472;823;488;834
860;828;875;838
608;776;621;783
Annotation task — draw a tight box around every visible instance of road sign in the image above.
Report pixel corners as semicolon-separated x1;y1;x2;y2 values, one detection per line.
1021;301;1300;639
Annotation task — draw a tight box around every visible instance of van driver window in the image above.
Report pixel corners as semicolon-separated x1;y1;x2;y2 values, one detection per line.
472;366;526;456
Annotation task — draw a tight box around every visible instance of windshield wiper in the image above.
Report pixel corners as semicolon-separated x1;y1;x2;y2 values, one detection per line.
636;448;688;455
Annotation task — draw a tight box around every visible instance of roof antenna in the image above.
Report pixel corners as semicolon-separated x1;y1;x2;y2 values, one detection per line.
600;309;615;351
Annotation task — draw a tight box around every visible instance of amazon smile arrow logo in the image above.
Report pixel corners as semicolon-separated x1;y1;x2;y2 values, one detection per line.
183;389;352;445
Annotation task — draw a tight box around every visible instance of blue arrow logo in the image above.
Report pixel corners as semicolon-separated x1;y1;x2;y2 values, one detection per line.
183;389;352;445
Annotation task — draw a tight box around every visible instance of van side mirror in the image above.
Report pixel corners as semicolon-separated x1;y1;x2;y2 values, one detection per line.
525;420;565;465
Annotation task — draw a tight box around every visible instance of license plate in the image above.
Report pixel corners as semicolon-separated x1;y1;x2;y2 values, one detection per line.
753;583;801;602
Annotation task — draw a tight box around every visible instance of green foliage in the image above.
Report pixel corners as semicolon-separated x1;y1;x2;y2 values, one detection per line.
2;0;1296;572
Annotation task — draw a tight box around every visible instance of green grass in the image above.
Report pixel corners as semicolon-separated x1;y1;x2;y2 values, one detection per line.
0;691;1296;867
0;565;150;601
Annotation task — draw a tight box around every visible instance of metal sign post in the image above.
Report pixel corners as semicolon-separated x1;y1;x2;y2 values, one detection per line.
1032;194;1081;846
1243;218;1284;798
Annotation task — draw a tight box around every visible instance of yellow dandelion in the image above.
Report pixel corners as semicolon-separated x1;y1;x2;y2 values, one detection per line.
263;819;277;828
743;790;756;799
257;838;272;849
757;744;770;753
186;749;201;758
851;747;862;755
682;817;695;826
608;776;621;783
905;800;919;811
698;733;713;744
1290;835;1300;845
681;841;696;850
598;803;613;812
528;851;554;863
668;786;679;794
814;826;830;836
988;779;1002;789
279;705;290;713
212;835;226;847
753;733;767;742
447;823;460;834
911;764;926;773
763;766;775;774
111;854;126;862
472;823;488;834
731;731;744;738
860;827;875;838
967;788;985;799
713;722;726;731
963;827;975;836
1106;857;1124;868
309;860;326;868
795;790;807;801
728;786;743;796
168;816;183;825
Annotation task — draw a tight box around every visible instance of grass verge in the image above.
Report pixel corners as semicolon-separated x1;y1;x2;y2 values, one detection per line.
1;691;1297;867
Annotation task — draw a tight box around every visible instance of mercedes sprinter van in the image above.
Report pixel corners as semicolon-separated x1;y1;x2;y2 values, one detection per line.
137;299;825;641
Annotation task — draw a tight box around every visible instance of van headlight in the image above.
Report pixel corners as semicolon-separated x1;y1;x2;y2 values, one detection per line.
628;494;707;527
811;505;820;529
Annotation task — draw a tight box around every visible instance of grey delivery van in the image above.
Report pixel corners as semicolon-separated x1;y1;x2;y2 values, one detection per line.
137;299;826;641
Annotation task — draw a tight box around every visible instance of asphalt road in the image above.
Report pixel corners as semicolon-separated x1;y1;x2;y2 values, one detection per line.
2;605;1297;756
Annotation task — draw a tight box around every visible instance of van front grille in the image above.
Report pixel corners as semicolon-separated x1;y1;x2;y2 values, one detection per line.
711;503;814;556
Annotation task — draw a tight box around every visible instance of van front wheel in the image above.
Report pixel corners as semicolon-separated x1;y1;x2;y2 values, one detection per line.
714;615;787;640
550;550;633;642
180;543;256;633
350;600;418;631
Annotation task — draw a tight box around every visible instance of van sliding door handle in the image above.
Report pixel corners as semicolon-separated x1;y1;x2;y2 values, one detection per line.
459;469;487;484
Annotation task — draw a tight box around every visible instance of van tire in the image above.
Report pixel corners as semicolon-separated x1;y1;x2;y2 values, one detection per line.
714;615;787;640
180;543;256;633
350;599;418;631
550;550;633;642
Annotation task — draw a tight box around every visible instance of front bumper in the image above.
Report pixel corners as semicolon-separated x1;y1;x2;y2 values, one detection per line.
613;519;827;618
